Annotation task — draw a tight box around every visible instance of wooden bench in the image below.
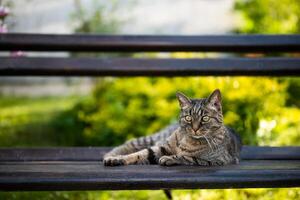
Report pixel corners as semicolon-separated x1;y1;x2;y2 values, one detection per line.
0;34;300;191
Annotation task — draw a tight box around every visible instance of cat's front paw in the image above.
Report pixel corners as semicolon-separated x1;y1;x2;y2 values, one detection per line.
103;156;126;166
159;156;177;166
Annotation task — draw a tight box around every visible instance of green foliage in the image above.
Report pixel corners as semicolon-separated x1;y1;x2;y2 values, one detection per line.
233;0;300;147
68;77;299;146
234;0;300;33
286;77;300;107
173;188;300;200
1;77;298;148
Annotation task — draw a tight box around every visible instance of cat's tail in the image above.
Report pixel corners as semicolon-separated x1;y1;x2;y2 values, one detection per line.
103;124;179;159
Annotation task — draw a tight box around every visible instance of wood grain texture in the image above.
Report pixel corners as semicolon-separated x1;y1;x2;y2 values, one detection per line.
0;147;300;191
1;34;300;52
1;146;300;161
0;160;300;191
1;57;300;76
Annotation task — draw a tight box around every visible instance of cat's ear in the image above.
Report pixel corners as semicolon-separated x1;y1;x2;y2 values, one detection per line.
207;89;222;112
176;91;192;110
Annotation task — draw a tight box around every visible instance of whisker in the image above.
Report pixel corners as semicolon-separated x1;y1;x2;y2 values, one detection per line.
204;136;213;153
210;137;218;151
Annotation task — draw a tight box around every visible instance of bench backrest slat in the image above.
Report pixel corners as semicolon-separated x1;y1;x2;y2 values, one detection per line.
1;34;300;52
1;33;300;77
1;57;300;76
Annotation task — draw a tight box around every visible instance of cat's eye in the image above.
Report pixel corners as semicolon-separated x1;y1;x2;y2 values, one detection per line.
202;116;210;122
185;115;192;122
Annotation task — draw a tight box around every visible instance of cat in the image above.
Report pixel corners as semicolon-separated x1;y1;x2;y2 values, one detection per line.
104;89;242;166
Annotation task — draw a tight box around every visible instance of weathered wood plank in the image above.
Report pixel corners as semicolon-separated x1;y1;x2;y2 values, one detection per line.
1;146;300;161
1;34;300;52
1;57;300;76
0;160;300;191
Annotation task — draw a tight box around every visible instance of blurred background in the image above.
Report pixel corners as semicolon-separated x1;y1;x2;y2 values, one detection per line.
0;0;299;199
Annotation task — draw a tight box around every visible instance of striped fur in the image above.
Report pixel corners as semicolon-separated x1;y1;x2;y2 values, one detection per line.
104;89;242;166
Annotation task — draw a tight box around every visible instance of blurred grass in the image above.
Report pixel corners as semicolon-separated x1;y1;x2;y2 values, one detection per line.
0;190;167;200
0;96;80;147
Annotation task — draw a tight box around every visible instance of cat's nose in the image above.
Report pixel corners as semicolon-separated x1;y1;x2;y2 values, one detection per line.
192;128;199;132
192;124;200;132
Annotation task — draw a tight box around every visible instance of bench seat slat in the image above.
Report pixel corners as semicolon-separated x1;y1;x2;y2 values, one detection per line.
1;34;300;52
0;160;300;191
1;57;300;76
1;146;300;161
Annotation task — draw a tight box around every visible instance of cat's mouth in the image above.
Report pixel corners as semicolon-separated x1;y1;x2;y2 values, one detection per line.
191;135;204;139
187;128;206;139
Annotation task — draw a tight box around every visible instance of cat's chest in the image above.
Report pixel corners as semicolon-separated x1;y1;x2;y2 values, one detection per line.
176;137;208;155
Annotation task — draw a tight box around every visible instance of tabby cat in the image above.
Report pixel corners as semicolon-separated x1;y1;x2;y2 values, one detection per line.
104;89;242;166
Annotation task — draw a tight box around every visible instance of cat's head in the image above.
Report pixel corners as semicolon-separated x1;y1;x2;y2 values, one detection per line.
176;89;223;139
